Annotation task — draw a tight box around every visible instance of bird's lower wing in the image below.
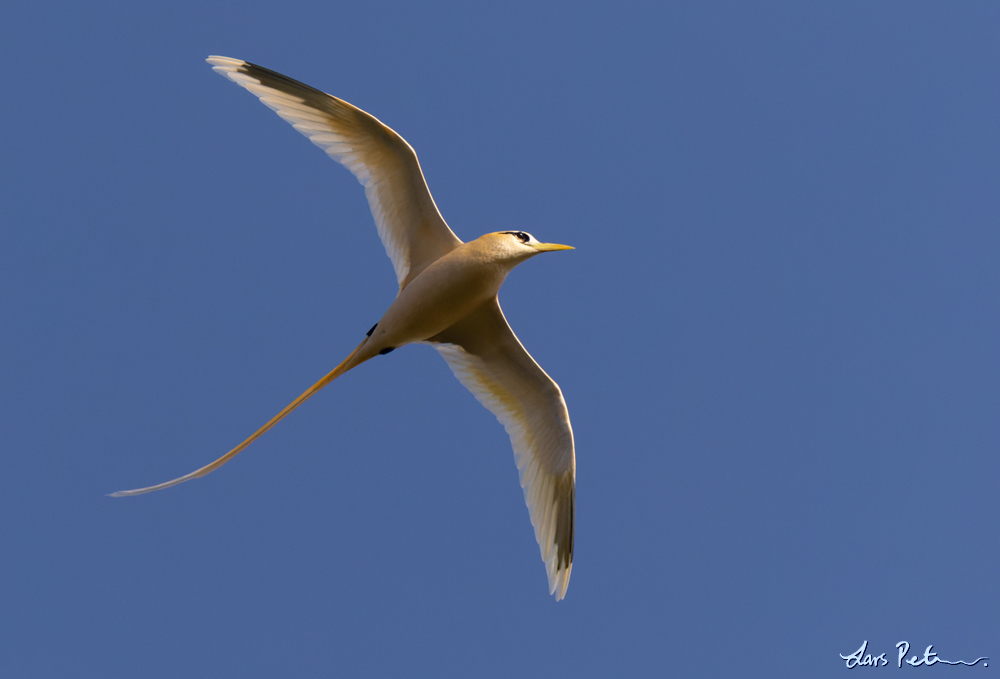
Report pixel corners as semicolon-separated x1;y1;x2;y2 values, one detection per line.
207;56;463;288
429;298;575;600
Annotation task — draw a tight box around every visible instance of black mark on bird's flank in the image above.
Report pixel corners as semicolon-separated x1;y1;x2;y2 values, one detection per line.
378;347;395;355
366;323;378;337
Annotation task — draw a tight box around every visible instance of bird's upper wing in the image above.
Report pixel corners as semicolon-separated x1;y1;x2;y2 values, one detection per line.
429;298;575;600
208;56;463;288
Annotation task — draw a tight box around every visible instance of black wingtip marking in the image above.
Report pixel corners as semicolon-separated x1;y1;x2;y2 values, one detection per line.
366;323;378;337
378;347;395;356
555;473;575;570
227;59;333;103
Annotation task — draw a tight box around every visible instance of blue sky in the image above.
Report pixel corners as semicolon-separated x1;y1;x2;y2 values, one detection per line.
2;1;998;676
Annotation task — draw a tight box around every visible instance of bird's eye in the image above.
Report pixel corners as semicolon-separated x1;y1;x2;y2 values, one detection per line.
500;230;531;243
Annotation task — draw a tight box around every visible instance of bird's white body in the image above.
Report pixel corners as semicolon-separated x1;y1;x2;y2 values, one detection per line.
112;57;577;601
361;235;525;362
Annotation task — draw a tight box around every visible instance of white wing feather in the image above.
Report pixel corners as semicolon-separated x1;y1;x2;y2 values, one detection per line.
207;56;463;288
430;299;575;600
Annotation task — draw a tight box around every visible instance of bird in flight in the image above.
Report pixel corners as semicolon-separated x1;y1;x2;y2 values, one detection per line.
112;56;576;600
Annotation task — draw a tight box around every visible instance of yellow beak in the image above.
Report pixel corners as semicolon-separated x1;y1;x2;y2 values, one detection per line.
531;242;575;252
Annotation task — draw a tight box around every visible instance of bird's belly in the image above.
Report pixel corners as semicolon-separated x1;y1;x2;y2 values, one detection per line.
372;259;501;349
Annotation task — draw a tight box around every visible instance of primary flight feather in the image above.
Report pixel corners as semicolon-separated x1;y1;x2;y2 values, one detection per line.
112;57;576;600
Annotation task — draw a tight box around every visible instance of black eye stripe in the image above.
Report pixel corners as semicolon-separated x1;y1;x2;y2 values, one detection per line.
501;231;530;243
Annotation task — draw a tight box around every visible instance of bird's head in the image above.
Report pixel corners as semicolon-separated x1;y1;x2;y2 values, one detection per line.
482;231;574;263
